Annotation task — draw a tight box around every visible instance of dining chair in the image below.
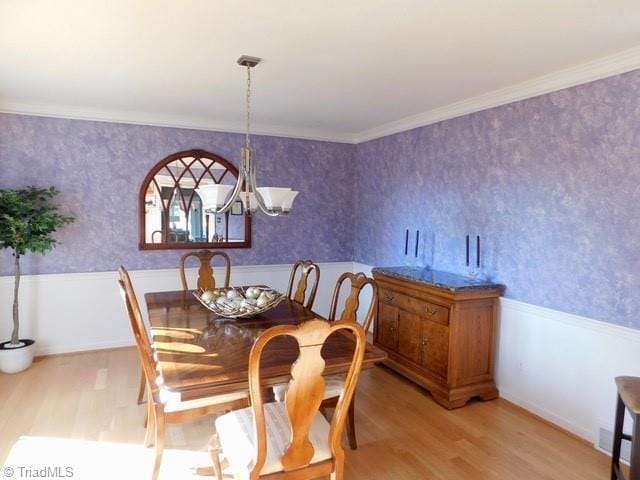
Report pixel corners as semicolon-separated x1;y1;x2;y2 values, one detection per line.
328;272;378;330
611;376;640;480
323;272;377;450
286;260;320;309
117;266;248;480
136;249;231;405
209;318;367;480
274;271;378;450
179;250;231;291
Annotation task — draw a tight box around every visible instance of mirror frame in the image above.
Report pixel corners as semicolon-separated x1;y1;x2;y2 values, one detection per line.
138;149;252;250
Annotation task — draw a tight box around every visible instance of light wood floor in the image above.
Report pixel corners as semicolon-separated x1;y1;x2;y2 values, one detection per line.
0;347;611;479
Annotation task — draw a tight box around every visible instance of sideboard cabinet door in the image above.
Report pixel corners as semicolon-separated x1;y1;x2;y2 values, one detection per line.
376;302;399;352
398;311;422;364
420;319;449;379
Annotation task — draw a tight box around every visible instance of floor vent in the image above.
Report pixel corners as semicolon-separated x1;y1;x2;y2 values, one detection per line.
599;427;630;462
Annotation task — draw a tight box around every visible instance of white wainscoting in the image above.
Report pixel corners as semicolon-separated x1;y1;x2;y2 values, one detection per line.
0;262;356;356
3;261;638;450
496;297;640;447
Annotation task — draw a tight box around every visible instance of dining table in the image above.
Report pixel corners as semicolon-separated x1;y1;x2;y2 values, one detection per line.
144;289;388;401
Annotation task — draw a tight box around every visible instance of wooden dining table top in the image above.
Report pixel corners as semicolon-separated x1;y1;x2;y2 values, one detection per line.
145;289;387;399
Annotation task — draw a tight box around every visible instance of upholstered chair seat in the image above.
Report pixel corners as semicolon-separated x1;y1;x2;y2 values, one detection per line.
273;374;345;402
215;402;332;477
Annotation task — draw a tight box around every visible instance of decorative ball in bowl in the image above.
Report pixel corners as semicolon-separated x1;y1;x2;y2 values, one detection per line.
193;286;285;318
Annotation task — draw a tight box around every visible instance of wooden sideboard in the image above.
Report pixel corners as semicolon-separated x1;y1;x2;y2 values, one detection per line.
372;267;505;409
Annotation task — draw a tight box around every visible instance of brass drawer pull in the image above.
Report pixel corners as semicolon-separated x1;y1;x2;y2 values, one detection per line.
422;338;428;347
383;293;395;304
425;306;438;316
389;325;397;333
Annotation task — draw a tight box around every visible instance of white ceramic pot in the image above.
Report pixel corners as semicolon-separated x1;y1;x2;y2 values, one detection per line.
0;339;35;374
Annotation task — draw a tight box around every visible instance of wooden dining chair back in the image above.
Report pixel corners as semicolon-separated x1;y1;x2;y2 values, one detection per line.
117;267;161;405
211;319;367;480
329;272;378;333
118;265;248;480
179;250;231;291
317;272;379;451
286;260;320;309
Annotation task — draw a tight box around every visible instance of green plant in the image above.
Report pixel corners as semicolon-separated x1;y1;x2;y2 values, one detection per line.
0;187;74;346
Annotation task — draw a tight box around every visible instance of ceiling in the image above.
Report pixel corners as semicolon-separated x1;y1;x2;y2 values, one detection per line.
1;0;639;143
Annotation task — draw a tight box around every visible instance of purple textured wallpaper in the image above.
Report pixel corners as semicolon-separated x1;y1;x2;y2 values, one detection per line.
354;70;640;328
0;114;356;275
2;70;639;328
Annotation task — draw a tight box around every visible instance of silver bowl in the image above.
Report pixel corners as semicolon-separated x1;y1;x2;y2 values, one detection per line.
193;287;285;318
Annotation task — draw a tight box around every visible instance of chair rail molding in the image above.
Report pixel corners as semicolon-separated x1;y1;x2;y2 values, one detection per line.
0;262;357;356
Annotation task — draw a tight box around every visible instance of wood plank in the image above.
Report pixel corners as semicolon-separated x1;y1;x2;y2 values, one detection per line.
0;349;610;479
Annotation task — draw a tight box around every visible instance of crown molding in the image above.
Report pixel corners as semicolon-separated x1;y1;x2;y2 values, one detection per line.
1;46;638;145
0;101;357;144
353;45;640;143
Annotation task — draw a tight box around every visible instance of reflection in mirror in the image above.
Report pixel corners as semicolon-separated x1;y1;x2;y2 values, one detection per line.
140;150;251;250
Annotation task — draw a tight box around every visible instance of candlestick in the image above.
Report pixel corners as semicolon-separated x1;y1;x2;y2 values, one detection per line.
476;235;480;268
465;235;470;266
415;230;419;258
404;229;409;255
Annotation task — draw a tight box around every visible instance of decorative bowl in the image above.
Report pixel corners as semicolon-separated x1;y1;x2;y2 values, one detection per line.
193;286;285;318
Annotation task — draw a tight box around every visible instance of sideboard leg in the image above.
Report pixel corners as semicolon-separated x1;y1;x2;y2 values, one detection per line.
432;394;468;409
479;389;499;401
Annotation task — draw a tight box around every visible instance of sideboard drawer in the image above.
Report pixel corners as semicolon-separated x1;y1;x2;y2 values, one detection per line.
380;288;449;325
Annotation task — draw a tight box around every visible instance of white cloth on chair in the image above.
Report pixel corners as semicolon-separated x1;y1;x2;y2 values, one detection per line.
272;374;345;402
215;401;331;476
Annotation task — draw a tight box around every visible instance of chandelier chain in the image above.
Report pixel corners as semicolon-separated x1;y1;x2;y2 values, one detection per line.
245;65;251;149
205;55;296;217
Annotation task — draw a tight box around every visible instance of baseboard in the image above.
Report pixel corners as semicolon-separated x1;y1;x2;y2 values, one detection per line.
497;396;595;448
498;388;593;441
34;339;134;357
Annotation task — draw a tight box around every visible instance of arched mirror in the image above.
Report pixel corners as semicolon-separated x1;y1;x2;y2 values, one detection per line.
139;149;251;250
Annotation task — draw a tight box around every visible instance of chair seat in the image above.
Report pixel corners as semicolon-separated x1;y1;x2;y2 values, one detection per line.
159;385;247;413
323;374;346;399
272;374;345;402
215;401;331;476
616;376;640;415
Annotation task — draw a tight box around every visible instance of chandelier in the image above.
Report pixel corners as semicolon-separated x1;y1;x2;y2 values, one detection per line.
197;56;298;216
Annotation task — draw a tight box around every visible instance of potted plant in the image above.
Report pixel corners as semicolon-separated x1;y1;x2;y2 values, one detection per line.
0;186;74;373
